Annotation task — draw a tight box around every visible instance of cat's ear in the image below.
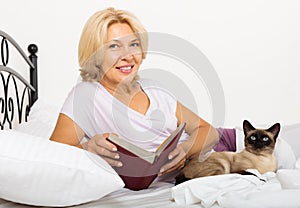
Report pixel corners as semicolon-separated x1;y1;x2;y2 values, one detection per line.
267;123;281;140
243;120;255;136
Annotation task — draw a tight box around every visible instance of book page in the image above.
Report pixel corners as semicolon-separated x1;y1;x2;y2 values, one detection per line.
108;122;185;164
154;123;186;157
108;135;156;164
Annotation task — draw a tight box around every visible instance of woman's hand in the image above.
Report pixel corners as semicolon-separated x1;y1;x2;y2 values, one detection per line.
82;133;122;167
158;143;187;176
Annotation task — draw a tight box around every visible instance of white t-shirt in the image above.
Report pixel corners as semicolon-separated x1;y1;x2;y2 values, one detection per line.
61;79;189;152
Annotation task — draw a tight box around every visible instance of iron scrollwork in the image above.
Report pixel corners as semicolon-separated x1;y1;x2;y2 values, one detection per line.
0;72;31;129
0;34;36;130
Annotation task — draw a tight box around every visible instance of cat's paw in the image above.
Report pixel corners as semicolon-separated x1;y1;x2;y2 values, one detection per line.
175;174;191;185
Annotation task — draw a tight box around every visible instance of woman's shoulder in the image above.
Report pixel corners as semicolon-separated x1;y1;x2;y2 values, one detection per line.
71;81;101;94
66;81;102;101
139;78;167;91
74;81;99;90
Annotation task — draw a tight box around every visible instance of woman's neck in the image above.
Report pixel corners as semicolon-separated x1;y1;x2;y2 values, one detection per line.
100;75;141;98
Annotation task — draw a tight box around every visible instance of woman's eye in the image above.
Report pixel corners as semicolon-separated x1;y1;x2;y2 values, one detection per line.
108;44;120;49
130;42;140;47
262;137;269;142
250;136;256;141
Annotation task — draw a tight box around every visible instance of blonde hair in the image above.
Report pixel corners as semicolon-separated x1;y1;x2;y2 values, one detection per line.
78;7;148;81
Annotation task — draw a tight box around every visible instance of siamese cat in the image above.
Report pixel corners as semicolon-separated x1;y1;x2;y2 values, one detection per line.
175;120;281;185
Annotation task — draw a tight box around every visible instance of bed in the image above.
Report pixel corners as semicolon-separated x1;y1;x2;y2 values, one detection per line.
1;30;300;208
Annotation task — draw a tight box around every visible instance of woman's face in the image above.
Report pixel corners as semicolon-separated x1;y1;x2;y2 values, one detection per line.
100;22;143;88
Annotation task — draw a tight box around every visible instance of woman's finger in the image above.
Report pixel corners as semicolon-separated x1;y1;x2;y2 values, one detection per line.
168;146;181;160
94;144;120;159
101;156;123;167
159;149;186;175
159;158;186;176
86;134;119;159
94;133;117;151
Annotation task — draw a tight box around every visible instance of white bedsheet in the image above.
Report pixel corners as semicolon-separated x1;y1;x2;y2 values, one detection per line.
1;167;300;208
0;182;203;208
172;160;300;208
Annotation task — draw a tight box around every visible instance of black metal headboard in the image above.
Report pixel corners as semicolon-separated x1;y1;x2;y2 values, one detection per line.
0;30;38;129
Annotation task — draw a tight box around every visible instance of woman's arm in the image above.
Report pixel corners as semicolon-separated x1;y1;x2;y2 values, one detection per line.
176;102;219;159
50;113;85;147
159;102;219;175
50;113;121;167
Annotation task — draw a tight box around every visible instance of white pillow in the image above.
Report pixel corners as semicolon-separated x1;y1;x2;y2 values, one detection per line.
273;138;297;169
16;99;61;139
277;169;300;189
280;123;300;158
296;158;300;170
0;130;124;207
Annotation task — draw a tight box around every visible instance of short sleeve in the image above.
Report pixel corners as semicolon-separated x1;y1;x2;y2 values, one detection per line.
60;82;99;138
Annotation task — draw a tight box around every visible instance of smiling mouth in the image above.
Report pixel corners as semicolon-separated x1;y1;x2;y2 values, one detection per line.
116;65;134;73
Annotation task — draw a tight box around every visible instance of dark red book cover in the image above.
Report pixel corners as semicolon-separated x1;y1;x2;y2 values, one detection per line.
108;123;186;190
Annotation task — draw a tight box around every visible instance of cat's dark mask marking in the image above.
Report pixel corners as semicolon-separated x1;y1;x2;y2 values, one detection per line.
243;120;280;153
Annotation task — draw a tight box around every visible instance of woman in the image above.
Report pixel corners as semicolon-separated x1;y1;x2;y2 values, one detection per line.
50;7;219;179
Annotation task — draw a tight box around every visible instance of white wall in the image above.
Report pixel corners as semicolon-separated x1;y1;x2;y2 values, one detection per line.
1;0;299;127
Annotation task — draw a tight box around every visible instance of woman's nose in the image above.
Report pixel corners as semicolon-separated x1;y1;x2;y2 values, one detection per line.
120;47;134;60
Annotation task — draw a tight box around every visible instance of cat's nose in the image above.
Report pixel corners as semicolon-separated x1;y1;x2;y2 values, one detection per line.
254;142;266;149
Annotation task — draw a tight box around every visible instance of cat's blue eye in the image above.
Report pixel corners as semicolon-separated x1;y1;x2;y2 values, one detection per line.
250;136;256;141
262;137;269;142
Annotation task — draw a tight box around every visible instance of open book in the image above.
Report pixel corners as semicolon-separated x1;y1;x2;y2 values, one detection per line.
107;123;186;190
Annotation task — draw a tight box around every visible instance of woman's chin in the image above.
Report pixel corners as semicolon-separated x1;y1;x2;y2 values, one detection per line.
121;73;139;84
117;74;140;93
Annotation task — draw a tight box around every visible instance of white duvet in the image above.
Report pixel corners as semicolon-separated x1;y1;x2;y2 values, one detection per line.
172;159;300;208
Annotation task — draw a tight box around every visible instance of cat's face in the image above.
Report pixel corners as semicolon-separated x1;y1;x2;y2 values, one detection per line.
243;120;281;154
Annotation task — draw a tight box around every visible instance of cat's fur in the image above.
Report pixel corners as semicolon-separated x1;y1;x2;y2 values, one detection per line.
175;120;280;185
